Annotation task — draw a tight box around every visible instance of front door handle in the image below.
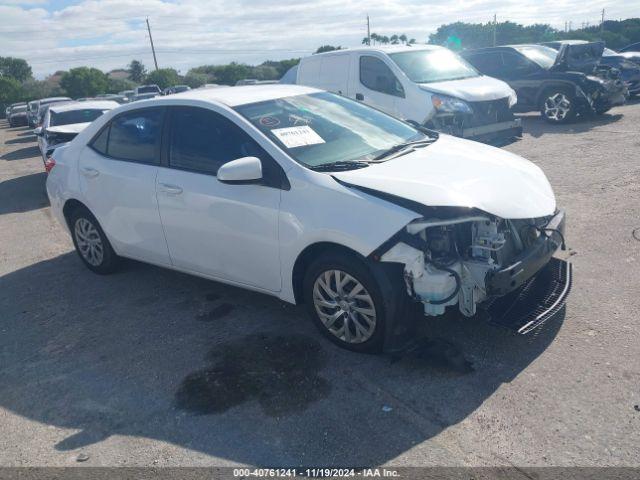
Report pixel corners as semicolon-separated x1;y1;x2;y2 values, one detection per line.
81;167;100;178
355;93;364;101
158;183;183;195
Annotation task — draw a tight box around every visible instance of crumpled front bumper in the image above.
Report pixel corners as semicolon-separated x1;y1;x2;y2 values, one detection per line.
483;209;572;334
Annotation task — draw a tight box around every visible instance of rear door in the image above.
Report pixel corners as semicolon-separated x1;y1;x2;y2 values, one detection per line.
78;107;171;266
155;106;282;291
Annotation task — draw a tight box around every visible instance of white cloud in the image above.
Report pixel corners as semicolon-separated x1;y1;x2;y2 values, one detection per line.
0;0;638;77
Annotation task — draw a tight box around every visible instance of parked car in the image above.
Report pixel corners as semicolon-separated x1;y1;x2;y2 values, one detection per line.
235;79;278;86
35;100;119;168
541;40;640;96
8;104;29;127
134;84;161;96
119;90;135;102
163;85;192;95
46;85;571;352
132;92;159;102
461;44;627;123
294;45;522;143
28;97;72;127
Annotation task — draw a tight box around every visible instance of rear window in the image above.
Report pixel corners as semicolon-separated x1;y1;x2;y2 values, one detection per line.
137;86;159;94
50;109;107;127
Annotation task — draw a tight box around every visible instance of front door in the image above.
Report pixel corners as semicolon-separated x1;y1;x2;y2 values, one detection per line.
355;55;405;117
156;106;282;292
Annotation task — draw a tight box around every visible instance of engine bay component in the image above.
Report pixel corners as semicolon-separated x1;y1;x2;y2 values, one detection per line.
380;209;570;332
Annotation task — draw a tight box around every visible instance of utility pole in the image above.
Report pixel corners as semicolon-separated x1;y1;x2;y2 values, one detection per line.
146;17;159;71
564;21;567;32
493;14;497;47
568;20;572;31
367;14;371;46
600;8;605;32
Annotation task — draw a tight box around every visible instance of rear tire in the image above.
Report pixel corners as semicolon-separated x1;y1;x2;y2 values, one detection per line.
303;252;391;353
540;89;576;123
69;207;120;274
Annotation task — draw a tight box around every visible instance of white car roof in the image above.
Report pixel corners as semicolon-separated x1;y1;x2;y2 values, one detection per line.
153;84;322;107
50;100;120;113
312;45;444;56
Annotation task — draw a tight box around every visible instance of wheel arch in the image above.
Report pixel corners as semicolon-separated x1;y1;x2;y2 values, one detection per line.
62;198;90;229
291;241;367;304
536;81;576;107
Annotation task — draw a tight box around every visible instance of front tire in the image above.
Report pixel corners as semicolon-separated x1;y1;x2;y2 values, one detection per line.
69;207;120;274
540;89;576;123
303;252;389;353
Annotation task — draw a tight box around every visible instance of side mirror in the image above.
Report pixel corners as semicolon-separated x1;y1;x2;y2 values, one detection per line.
34;127;43;136
217;156;262;184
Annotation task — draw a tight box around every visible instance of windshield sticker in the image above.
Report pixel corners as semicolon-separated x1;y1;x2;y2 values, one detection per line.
271;126;325;148
259;116;280;127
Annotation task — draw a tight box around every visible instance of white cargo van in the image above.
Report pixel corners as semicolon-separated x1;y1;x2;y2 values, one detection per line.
294;45;522;142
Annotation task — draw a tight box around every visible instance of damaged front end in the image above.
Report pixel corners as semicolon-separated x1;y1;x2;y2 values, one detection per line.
374;209;572;334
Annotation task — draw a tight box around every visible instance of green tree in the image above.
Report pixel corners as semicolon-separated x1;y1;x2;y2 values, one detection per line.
0;77;24;112
60;67;109;98
127;60;147;83
0;57;32;82
315;45;342;53
399;34;408;44
22;79;63;100
107;77;136;93
390;34;399;44
183;71;210;88
145;68;181;89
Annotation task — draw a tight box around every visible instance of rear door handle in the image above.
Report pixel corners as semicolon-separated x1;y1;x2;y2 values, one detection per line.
355;93;364;101
158;183;183;195
81;167;100;178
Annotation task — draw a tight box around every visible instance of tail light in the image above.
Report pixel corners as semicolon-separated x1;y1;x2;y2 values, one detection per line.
44;157;56;174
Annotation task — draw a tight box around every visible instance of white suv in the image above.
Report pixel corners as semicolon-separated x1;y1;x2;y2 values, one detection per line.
46;85;571;352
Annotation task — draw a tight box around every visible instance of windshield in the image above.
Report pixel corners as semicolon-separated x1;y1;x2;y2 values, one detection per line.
514;45;557;69
12;106;27;113
235;92;427;168
603;48;618;56
389;49;478;83
50;109;107;127
138;86;159;94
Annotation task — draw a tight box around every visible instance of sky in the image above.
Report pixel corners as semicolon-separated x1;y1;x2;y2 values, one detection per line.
0;0;638;78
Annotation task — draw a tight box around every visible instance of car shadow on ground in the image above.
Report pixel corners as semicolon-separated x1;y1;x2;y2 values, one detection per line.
1;145;41;161
519;112;624;138
5;135;36;145
0;172;49;215
0;250;564;466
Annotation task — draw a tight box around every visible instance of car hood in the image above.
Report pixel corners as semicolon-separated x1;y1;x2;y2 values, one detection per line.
554;42;604;73
45;122;91;134
418;75;513;102
332;135;556;219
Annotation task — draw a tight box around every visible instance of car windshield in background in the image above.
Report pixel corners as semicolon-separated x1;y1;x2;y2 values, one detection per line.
50;109;106;126
12;106;27;113
514;45;557;69
138;86;159;94
389;49;478;83
235;92;427;169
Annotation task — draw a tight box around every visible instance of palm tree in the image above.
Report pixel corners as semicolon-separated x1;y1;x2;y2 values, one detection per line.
409;38;416;44
370;33;380;45
362;37;370;45
390;34;399;44
380;35;390;45
399;34;408;44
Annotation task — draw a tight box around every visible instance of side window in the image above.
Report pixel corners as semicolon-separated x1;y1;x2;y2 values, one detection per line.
106;108;163;164
359;56;404;97
502;52;535;73
90;125;109;155
466;52;504;76
169;107;267;176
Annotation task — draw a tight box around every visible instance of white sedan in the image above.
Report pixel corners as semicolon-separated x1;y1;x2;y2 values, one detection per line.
46;85;571;352
36;100;120;168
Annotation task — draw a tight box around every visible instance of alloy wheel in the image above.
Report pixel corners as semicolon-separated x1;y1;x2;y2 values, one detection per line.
543;93;571;122
74;217;104;266
312;269;377;344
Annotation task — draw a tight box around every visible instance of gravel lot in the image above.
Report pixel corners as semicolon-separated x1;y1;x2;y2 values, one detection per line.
0;104;638;469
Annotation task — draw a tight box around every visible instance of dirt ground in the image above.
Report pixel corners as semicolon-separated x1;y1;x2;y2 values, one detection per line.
0;104;638;469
